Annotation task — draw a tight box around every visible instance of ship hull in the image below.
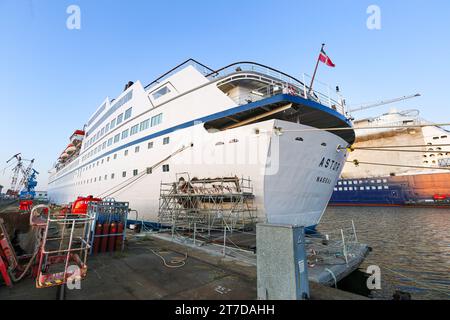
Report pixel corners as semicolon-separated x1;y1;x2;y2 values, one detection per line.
330;172;450;207
49;120;349;227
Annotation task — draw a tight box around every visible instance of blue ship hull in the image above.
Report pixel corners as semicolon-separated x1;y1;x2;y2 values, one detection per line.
330;177;407;206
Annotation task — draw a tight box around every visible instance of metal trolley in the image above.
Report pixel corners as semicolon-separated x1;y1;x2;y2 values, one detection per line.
33;205;95;289
88;200;129;255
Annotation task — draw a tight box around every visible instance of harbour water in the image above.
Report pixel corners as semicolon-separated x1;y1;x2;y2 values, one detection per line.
321;206;450;300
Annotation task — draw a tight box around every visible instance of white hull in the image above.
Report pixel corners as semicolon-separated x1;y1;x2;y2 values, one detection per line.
49;120;348;227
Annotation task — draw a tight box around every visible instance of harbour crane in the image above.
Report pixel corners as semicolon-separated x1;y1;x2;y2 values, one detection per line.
347;93;421;114
5;154;38;199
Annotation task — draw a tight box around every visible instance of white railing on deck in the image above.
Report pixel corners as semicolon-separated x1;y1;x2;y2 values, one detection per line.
206;62;346;115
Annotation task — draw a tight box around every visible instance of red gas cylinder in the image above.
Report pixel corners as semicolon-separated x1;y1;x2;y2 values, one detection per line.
108;222;117;253
19;200;33;212
93;223;103;255
115;222;124;252
100;223;110;253
71;196;102;215
433;194;447;201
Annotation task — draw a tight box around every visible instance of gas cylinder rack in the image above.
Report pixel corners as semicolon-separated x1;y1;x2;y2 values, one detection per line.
88;200;129;255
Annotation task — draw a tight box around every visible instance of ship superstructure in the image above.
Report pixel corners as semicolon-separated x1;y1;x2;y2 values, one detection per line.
48;59;354;228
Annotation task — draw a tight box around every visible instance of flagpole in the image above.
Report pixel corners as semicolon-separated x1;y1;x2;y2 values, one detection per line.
308;43;325;95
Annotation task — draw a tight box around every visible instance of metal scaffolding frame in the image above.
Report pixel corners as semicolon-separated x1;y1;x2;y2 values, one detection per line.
158;173;257;238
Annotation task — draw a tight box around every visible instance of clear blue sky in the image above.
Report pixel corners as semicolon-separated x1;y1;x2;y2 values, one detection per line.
1;0;449;190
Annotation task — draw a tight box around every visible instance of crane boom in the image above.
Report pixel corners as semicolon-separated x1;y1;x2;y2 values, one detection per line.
348;93;421;113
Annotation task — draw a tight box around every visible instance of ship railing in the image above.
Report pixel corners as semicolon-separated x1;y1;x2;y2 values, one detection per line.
206;62;346;115
144;58;215;92
311;220;361;265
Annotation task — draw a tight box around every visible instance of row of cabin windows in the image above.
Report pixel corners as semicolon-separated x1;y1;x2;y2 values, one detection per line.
77;165;170;185
335;186;390;192
85;107;133;149
80;137;169;173
82;113;163;161
337;179;387;186
432;135;448;140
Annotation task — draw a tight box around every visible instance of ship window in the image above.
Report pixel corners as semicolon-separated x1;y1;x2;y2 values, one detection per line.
343;181;347;185
124;150;129;156
366;187;370;190
94;178;97;182
104;175;107;180
114;154;117;160
360;187;365;191
338;181;342;185
122;129;129;139
108;138;113;146
111;173;115;179
424;161;429;164
133;169;138;176
163;137;170;145
99;176;102;181
130;124;139;135
371;186;376;190
105;123;110;133
122;171;127;178
349;187;354;191
437;147;442;151
101;128;105;136
110;118;116;130
125;107;132;120
140;119;150;131
353;181;358;185
348;181;352;185
359;180;363;184
442;136;448;139
162;164;170;172
135;146;140;153
338;187;343;191
433;137;439;140
152;86;171;100
151;113;163;127
377;180;382;183
102;142;106;149
148;142;154;149
114;133;120;143
117;113;124;125
384;186;389;189
378;186;382;190
334;188;338;191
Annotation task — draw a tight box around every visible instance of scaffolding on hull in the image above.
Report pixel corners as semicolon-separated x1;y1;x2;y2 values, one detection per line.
158;173;257;236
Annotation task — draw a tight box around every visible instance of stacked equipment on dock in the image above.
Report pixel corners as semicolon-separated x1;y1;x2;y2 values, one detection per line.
88;200;129;255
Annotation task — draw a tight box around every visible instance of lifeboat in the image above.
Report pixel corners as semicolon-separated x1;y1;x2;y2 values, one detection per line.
60;152;69;160
65;144;77;155
70;130;85;146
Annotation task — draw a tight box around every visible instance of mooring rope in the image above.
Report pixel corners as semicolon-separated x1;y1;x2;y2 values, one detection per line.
347;160;450;171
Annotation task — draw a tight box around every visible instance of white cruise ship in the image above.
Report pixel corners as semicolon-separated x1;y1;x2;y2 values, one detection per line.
48;59;355;228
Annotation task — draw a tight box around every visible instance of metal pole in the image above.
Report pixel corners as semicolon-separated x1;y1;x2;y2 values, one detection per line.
193;222;196;246
223;226;227;257
351;220;358;243
308;43;325;94
341;229;348;265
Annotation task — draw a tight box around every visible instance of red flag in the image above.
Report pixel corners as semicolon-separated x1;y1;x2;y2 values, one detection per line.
319;48;335;67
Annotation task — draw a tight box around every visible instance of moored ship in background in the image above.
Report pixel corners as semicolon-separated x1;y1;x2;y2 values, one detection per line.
330;109;450;207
